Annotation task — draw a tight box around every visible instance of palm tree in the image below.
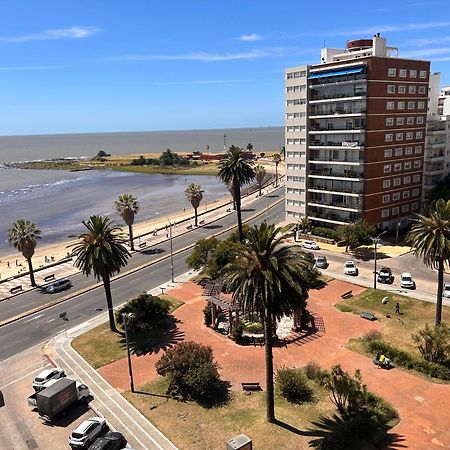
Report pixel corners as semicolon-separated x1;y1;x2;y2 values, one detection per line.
185;183;204;226
272;153;282;188
255;165;267;196
7;219;41;287
298;217;311;232
223;223;315;422
114;194;140;251
406;199;450;325
226;181;236;210
218;146;255;242
71;215;130;332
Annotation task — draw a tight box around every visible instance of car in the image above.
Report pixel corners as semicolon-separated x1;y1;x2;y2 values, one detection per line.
316;256;328;269
302;240;320;250
45;278;72;294
377;267;393;284
344;261;358;276
69;417;107;448
88;431;127;450
444;283;450;298
32;368;66;391
400;272;415;289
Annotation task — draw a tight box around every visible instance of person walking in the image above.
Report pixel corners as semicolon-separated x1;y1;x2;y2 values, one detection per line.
395;302;400;314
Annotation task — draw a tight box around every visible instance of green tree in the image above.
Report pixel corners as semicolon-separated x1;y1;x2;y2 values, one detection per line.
7;219;41;287
114;193;140;251
186;237;219;271
255;165;267;196
429;174;450;202
298;217;311;232
222;223;315;422
407;199;450;325
71;215;130;332
185;183;204;227
218;146;255;242
412;323;450;364
272;153;282;188
337;220;376;252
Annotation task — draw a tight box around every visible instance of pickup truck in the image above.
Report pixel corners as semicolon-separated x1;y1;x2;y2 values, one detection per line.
29;378;90;420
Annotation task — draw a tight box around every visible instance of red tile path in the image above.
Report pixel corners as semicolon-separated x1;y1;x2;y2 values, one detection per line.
98;280;450;449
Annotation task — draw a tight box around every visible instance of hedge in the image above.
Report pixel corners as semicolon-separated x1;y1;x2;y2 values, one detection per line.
311;227;339;241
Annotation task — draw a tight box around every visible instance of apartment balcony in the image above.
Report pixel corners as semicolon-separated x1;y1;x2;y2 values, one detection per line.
309;95;366;104
309;139;364;150
309;109;366;119
309;128;364;134
309;194;361;212
424;153;445;162
424;168;444;176
427;142;446;149
307;206;361;225
426;127;446;135
308;168;363;181
309;73;367;87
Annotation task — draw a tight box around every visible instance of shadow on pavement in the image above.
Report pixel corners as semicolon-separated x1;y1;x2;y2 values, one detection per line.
352;248;389;262
203;224;223;230
140;248;165;256
42;400;91;428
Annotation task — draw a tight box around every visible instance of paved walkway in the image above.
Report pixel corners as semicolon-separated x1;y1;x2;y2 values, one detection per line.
98;280;450;450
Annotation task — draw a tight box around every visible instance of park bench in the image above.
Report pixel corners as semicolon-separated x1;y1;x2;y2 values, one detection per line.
226;208;231;212
360;311;377;321
199;220;205;225
186;224;193;230
341;290;353;299
241;382;262;392
139;242;146;248
9;285;23;294
43;274;55;282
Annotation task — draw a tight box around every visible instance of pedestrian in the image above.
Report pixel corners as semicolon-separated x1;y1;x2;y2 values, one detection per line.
15;259;18;266
7;261;10;268
395;302;400;314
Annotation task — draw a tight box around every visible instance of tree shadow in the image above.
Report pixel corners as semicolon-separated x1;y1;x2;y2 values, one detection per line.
140;247;165;255
119;316;185;356
273;419;310;436
241;208;255;212
352;247;389;262
203;224;223;230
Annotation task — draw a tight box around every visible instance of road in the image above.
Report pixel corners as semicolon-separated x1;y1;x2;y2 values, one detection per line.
0;190;285;362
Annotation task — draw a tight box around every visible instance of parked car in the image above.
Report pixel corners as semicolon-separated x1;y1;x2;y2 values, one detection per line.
45;278;72;294
316;256;328;269
32;368;66;391
88;431;127;450
302;240;320;250
444;283;450;298
344;261;358;276
377;267;393;284
69;417;107;448
400;272;415;289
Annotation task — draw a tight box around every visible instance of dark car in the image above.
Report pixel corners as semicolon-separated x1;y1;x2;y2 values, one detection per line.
377;267;393;284
88;431;126;450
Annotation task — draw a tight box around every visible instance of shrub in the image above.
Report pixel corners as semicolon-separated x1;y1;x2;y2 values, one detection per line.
243;321;264;334
412;323;450;364
155;341;226;406
203;304;212;326
186;237;219;271
231;321;245;343
116;293;170;333
311;227;339;241
276;367;315;404
364;329;382;342
305;361;322;380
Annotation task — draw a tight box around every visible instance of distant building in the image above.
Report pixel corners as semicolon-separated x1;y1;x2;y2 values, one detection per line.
285;34;430;230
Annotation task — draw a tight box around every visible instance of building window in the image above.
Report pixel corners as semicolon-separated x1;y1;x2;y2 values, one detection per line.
416;131;423;139
383;179;391;188
398;85;406;94
407;117;414;125
412;188;420;196
413;174;421;182
393;178;401;186
396;132;404;141
417;101;425;109
396;117;404;125
384;164;392;173
399;69;407;77
405;147;413;155
388;68;397;77
382;209;390;218
419;70;427;79
300;70;307;77
386;117;394;126
398;101;405;110
394;163;402;171
404;161;412;169
387;101;395;110
384;148;392;157
406;132;413;140
287;175;305;182
410;69;417;78
385;133;393;142
416;116;424;124
387;85;395;93
418;85;426;94
392;206;399;215
414;160;421;168
403;190;410;199
407;101;415;110
412;202;419;210
402;204;410;212
403;176;411;184
408;85;416;94
414;145;422;154
395;148;403;156
382;194;390;203
393;192;401;200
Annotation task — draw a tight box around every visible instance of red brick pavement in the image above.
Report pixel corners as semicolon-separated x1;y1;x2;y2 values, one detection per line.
97;280;450;449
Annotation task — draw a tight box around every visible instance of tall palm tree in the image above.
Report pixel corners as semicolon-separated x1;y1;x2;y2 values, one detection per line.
406;199;450;325
218;146;255;242
7;219;41;287
223;223;315;422
71;215;130;332
185;183;204;226
272;153;282;188
114;194;140;251
226;181;236;210
255;165;267;196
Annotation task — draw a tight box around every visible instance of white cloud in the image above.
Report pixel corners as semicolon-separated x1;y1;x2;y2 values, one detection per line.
238;34;262;42
0;26;101;43
0;65;57;71
433;55;450;61
405;36;450;47
401;47;450;58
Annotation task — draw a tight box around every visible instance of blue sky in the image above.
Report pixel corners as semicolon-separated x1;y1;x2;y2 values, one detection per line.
1;0;450;135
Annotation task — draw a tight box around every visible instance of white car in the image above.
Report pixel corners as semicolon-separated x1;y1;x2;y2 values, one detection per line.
32;367;66;391
444;283;450;298
344;261;358;276
69;416;107;448
400;272;415;289
302;240;320;250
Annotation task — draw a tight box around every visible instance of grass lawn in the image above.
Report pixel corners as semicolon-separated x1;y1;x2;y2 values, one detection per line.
71;294;184;369
336;289;450;356
111;163;219;176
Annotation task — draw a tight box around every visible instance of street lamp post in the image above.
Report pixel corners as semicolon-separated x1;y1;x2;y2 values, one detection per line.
122;312;135;393
168;220;174;282
373;230;387;290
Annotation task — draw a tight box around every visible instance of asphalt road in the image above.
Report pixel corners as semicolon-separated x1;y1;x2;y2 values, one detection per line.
0;190;285;362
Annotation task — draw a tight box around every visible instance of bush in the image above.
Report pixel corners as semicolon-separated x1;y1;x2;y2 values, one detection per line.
116;293;170;333
155;341;226;406
364;329;382;342
231;321;245;343
412;323;450;364
186;237;219;271
366;339;450;380
311;227;339;241
203;304;212;326
276;367;315;404
305;361;322;380
243;321;264;334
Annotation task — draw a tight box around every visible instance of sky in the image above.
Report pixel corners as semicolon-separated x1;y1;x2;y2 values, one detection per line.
1;0;450;135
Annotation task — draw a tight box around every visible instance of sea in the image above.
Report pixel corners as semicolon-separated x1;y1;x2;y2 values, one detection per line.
0;127;284;256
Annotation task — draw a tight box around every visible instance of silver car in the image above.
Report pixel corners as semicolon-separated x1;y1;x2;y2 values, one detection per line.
45;278;72;293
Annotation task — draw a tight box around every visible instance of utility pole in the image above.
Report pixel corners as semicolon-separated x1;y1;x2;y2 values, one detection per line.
168;220;174;282
122;313;135;393
373;230;387;290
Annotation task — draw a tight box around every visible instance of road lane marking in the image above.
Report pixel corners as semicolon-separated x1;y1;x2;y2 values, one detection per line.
22;314;44;323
